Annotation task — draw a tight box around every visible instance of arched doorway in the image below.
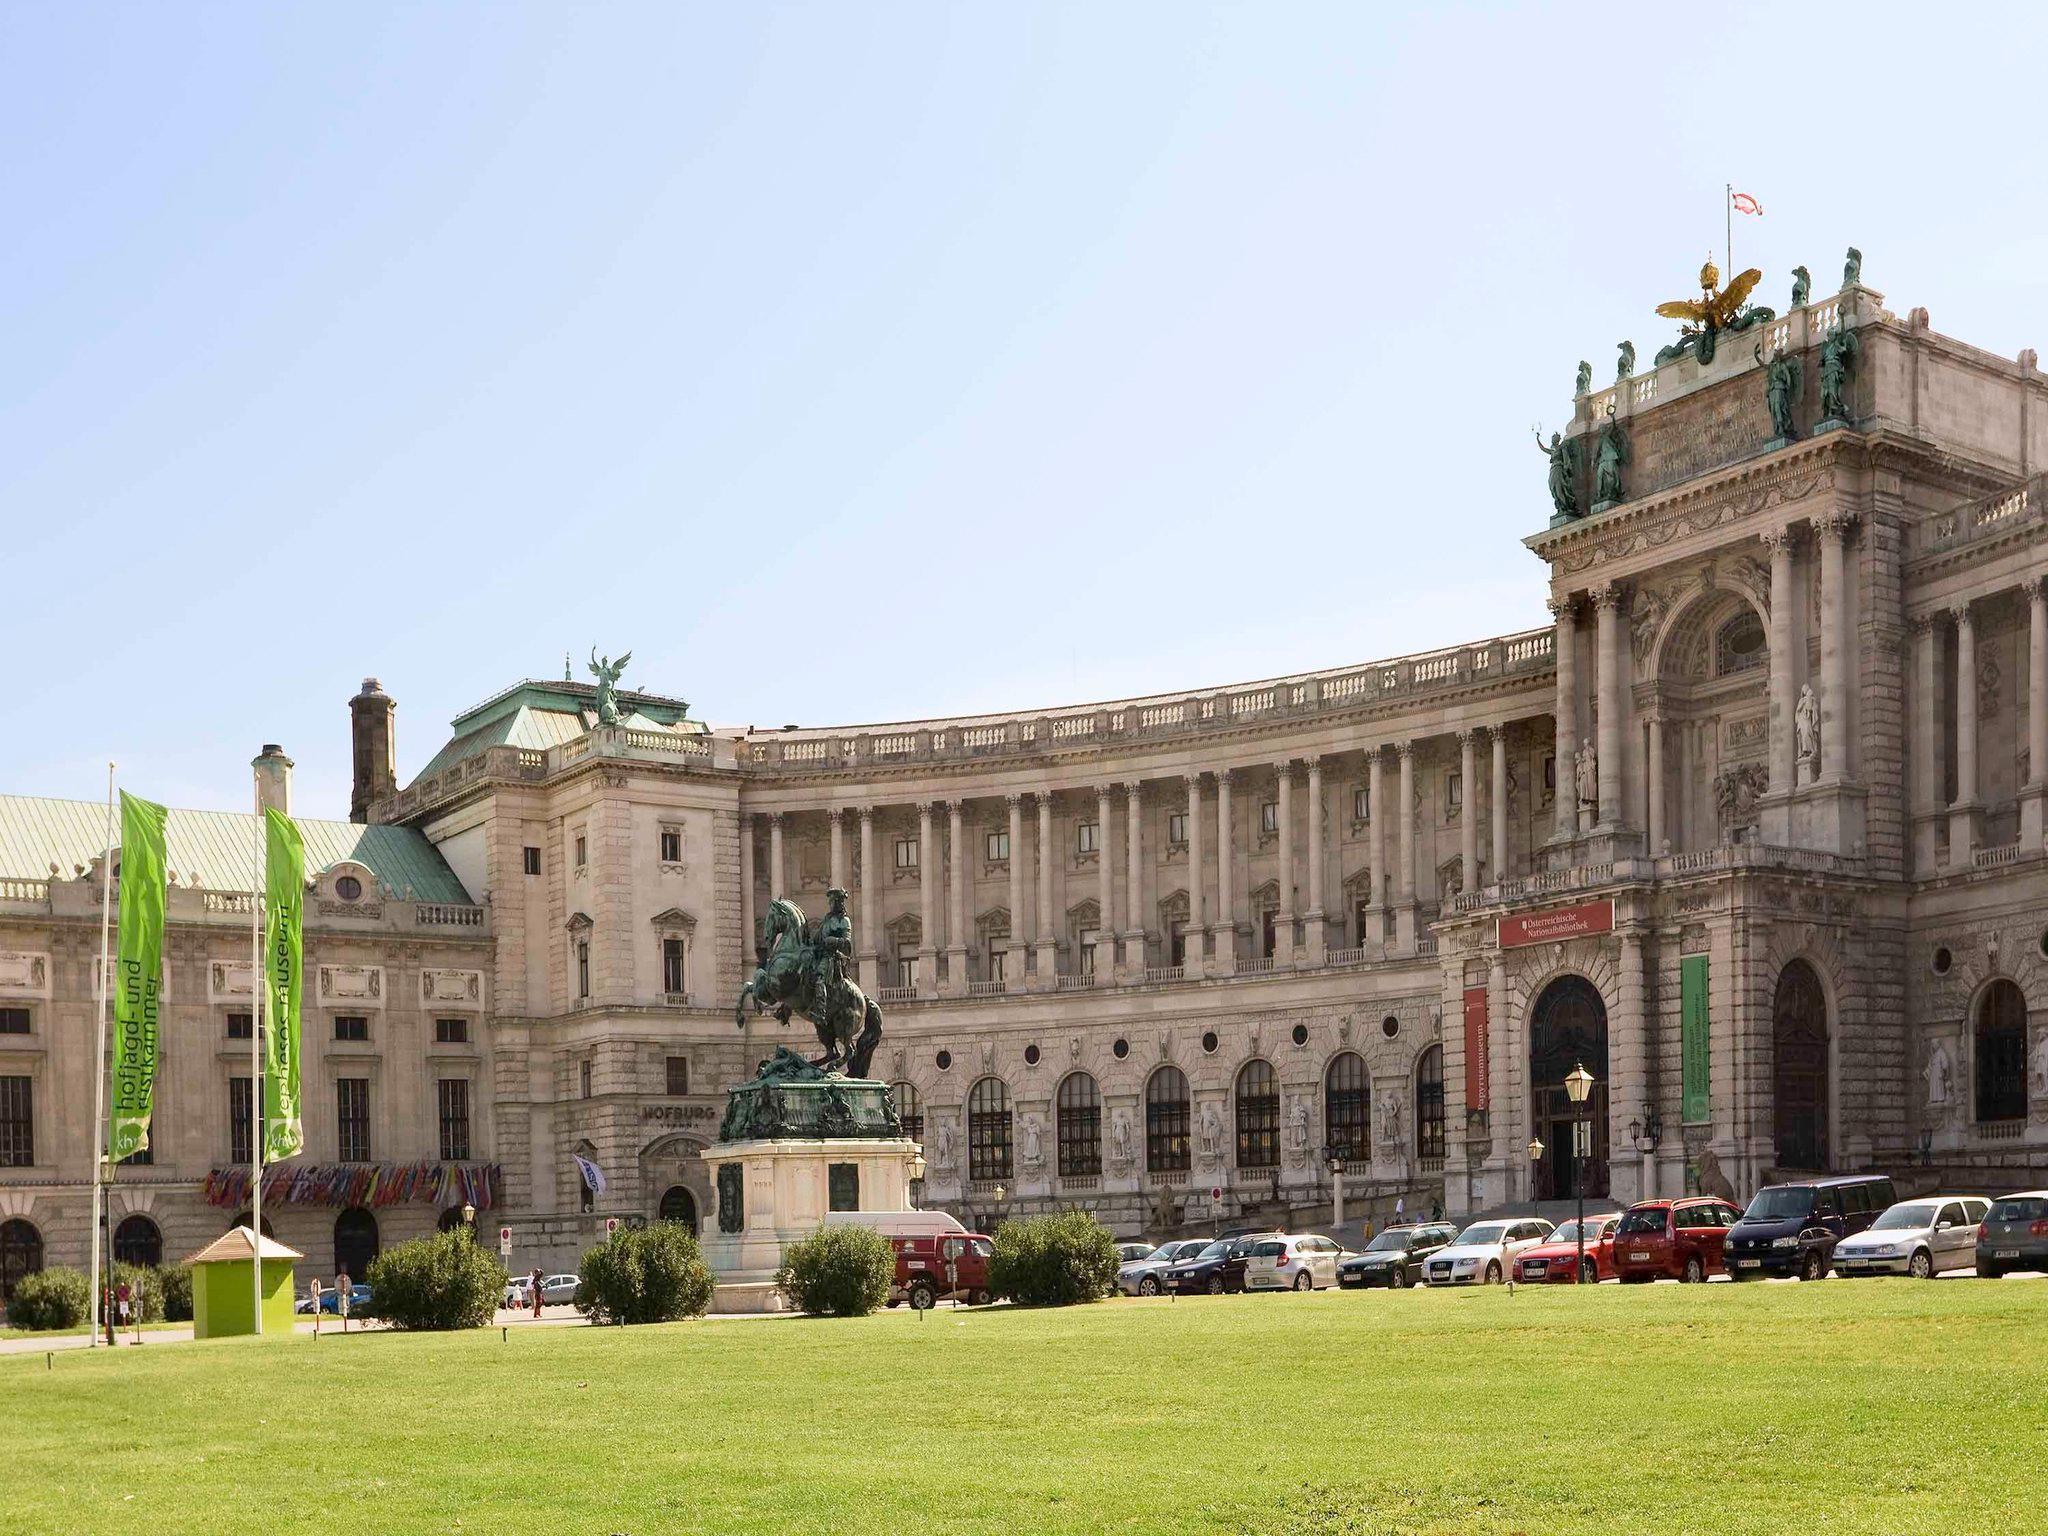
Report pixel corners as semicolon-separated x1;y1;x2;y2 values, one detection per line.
1974;979;2028;1124
333;1207;379;1280
658;1185;699;1234
1324;1052;1369;1163
228;1210;276;1238
113;1214;163;1268
1529;976;1609;1199
1773;959;1830;1170
0;1218;42;1303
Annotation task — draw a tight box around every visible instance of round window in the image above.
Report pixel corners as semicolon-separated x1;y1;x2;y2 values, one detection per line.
1111;1037;1129;1060
935;1050;952;1072
1931;946;1953;977
1381;1014;1400;1039
335;875;363;902
1023;1043;1040;1066
1201;1030;1219;1054
1290;1023;1309;1047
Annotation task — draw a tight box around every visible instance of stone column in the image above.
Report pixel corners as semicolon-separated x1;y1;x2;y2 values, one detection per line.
1818;512;1854;782
1594;584;1625;828
1395;742;1417;952
1184;773;1206;976
2025;578;2048;850
740;811;757;965
857;808;877;988
1489;727;1508;885
1550;598;1579;841
1036;791;1057;978
1366;749;1386;945
1124;781;1146;973
1304;756;1327;960
947;800;968;995
1646;717;1666;853
767;811;786;902
1950;600;1982;859
1764;527;1798;809
916;803;938;990
1006;794;1027;987
1677;721;1695;852
1611;929;1649;1207
1457;730;1478;895
1275;761;1295;955
1213;769;1236;972
1911;616;1942;873
1096;784;1115;986
828;807;847;892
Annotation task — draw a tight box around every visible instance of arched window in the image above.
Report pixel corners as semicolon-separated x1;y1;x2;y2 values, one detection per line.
1415;1045;1446;1162
0;1218;43;1303
658;1185;699;1235
967;1077;1012;1182
1324;1052;1370;1163
1235;1059;1278;1169
1145;1066;1191;1173
1976;979;2029;1123
891;1081;922;1143
1772;960;1829;1169
1714;610;1767;676
228;1210;276;1238
333;1207;379;1280
113;1214;162;1268
1056;1072;1102;1178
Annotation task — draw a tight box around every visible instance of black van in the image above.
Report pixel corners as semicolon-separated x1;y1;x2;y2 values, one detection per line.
1724;1173;1897;1280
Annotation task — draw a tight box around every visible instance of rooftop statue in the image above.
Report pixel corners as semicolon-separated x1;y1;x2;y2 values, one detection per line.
588;648;631;726
1843;246;1863;287
1615;340;1635;381
1575;360;1592;397
1819;323;1862;423
1534;428;1580;521
1790;266;1811;308
1594;418;1629;507
1756;341;1801;440
736;889;883;1079
1654;258;1773;365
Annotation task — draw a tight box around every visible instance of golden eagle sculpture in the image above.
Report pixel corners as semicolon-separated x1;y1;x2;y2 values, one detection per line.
1653;257;1772;366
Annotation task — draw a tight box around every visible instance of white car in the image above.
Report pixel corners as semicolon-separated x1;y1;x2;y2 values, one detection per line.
1833;1196;1989;1278
1422;1218;1555;1286
1243;1233;1350;1291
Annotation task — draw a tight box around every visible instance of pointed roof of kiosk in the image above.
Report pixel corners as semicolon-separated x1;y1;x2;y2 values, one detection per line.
183;1226;304;1266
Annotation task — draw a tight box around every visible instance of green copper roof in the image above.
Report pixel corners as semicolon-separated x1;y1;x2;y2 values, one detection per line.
0;794;474;904
410;679;706;787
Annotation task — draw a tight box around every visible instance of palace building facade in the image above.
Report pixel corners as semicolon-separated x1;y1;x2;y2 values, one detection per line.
5;262;2048;1287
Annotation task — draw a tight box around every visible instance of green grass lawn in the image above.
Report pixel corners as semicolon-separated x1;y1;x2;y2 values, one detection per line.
6;1280;2044;1535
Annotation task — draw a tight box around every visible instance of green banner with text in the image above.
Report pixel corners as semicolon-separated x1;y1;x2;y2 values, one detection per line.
263;807;305;1163
1680;954;1710;1124
108;791;167;1161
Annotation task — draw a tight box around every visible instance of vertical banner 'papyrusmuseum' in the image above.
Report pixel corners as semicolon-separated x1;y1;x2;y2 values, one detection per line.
1680;954;1711;1124
263;807;305;1162
108;791;167;1161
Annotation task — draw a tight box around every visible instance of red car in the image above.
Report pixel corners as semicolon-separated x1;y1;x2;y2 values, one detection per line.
1511;1214;1622;1284
887;1232;995;1309
1612;1196;1745;1283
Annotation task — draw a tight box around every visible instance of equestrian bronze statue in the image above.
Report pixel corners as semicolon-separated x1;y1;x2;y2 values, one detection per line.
735;888;883;1079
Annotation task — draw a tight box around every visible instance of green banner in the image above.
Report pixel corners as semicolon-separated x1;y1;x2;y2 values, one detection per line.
108;791;167;1162
263;807;305;1163
1680;954;1710;1124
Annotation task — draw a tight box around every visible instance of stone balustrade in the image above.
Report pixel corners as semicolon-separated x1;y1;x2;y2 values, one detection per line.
1920;472;2045;557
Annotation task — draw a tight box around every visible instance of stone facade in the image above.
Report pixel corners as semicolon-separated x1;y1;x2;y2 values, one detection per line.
5;268;2048;1285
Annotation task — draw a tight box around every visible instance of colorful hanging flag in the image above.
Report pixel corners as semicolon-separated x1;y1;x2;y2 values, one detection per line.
1730;191;1763;217
263;807;305;1162
108;791;167;1162
574;1155;609;1196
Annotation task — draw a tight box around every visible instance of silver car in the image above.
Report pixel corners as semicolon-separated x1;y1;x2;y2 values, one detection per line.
1832;1196;1988;1278
1118;1238;1210;1296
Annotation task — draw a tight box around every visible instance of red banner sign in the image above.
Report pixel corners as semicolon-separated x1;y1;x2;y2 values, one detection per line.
1462;986;1490;1113
1498;898;1614;949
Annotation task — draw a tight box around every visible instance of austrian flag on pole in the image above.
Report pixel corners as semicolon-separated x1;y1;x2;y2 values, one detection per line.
1731;191;1763;216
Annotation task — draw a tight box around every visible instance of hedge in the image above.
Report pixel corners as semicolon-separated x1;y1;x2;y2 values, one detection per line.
574;1222;715;1325
7;1268;91;1331
366;1229;507;1330
777;1225;893;1317
987;1210;1120;1306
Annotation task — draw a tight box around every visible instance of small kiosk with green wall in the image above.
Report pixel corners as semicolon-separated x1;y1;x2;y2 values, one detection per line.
184;1227;302;1339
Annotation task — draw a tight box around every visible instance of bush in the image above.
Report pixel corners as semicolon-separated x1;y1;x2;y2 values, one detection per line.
574;1222;715;1325
988;1210;1120;1307
366;1229;506;1330
8;1268;91;1331
777;1225;893;1317
159;1264;193;1322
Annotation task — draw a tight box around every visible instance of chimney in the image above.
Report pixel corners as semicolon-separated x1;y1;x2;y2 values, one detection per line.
349;678;397;824
252;744;294;816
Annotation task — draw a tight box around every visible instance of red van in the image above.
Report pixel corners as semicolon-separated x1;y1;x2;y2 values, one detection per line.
888;1232;995;1309
1612;1196;1745;1283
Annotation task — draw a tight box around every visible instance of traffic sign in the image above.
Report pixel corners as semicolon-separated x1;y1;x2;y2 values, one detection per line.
605;1217;620;1236
497;1226;512;1258
1210;1186;1222;1202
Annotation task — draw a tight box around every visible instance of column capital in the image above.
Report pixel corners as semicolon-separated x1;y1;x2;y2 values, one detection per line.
1005;791;1025;810
1817;508;1859;540
1394;740;1415;762
1456;727;1477;747
1184;769;1203;790
826;806;845;825
857;805;875;826
1124;780;1143;804
1272;758;1295;778
1592;581;1627;612
2024;573;2048;604
1950;597;1976;628
1909;611;1938;635
1547;594;1580;622
1304;753;1323;775
1760;523;1800;556
1095;782;1117;801
768;809;785;826
919;800;937;820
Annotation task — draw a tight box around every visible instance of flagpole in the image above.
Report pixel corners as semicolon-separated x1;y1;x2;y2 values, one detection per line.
87;763;115;1349
250;778;265;1334
1726;183;1733;276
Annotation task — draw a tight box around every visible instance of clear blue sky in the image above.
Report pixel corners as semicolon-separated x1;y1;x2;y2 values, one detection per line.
7;2;2045;818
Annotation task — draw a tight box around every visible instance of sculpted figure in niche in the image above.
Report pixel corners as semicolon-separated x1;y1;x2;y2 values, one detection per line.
1575;739;1599;808
1376;1089;1403;1149
1198;1101;1224;1163
934;1117;955;1171
2032;1031;2048;1100
1109;1108;1135;1168
1795;683;1820;767
1289;1096;1311;1150
1020;1114;1043;1171
1924;1039;1954;1113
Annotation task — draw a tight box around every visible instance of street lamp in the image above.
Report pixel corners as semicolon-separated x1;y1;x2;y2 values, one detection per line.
1526;1136;1544;1205
1563;1062;1596;1284
462;1201;476;1236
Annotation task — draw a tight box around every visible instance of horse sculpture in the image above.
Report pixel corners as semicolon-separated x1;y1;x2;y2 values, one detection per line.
735;897;883;1079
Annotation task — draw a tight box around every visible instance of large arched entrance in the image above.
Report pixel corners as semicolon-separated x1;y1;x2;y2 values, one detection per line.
1529;976;1609;1200
1772;959;1830;1170
333;1207;379;1280
658;1185;699;1235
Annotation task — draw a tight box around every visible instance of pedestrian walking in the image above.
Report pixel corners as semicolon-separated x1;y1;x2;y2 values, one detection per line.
336;1267;352;1332
309;1277;323;1337
1393;1196;1406;1227
530;1266;544;1319
115;1279;132;1339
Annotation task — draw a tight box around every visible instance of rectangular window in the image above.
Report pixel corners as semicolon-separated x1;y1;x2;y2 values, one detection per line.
437;1079;471;1162
1542;754;1556;793
336;1078;370;1163
574;833;588;869
581;1060;593;1100
1352;787;1370;823
1354;900;1372;945
895;947;919;990
0;1076;32;1166
1260;801;1278;836
665;1056;690;1097
1079;928;1100;976
577;940;590;998
1446;772;1463;810
985;829;1009;862
226;1010;253;1040
0;1007;30;1035
1168;920;1186;967
987;946;1007;984
230;1075;254;1165
333;1015;368;1042
1076;821;1098;855
1167;812;1187;847
435;1017;470;1044
894;836;918;869
662;937;686;995
523;845;542;876
659;828;682;863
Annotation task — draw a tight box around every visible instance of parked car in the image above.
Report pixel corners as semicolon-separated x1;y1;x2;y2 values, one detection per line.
1511;1214;1623;1284
888;1231;996;1308
1725;1174;1896;1280
1976;1190;2048;1277
1613;1196;1744;1283
1242;1234;1350;1291
1116;1242;1156;1264
1423;1218;1554;1286
502;1275;530;1308
1831;1196;1988;1279
1118;1238;1212;1297
312;1282;374;1315
1337;1222;1460;1289
1167;1232;1277;1295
